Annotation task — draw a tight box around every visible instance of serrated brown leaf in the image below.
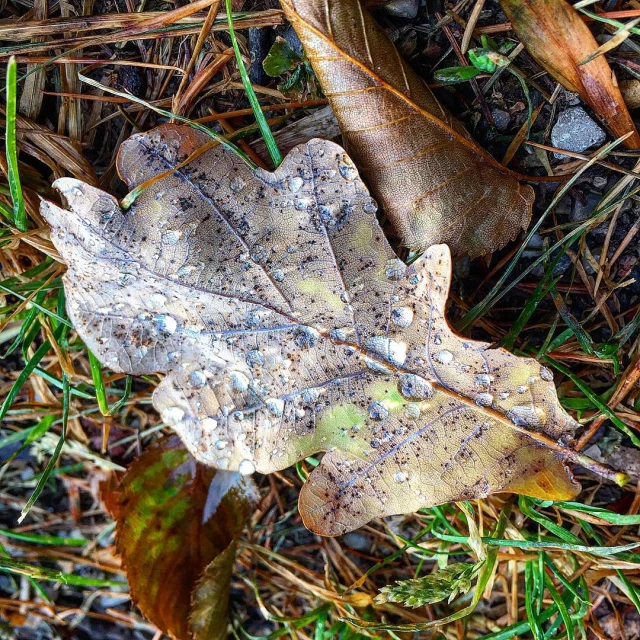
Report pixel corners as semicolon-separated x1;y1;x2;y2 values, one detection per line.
279;0;534;257
43;124;589;537
499;0;640;149
102;436;257;639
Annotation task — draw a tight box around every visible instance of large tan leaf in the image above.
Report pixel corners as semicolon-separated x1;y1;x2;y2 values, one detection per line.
43;124;616;537
279;0;534;257
500;0;640;149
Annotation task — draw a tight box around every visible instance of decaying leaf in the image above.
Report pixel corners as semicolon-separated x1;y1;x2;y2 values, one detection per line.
103;436;257;639
499;0;640;149
44;124;603;537
279;0;534;257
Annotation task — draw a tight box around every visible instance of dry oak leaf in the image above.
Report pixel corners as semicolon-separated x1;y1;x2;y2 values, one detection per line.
43;124;583;537
280;0;535;257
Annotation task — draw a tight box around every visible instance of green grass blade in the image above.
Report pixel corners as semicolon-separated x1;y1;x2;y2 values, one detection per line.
0;558;125;588
18;373;70;523
542;355;640;447
88;350;109;415
226;0;282;167
0;415;53;466
5;57;26;231
0;336;54;422
524;560;544;640
0;529;86;547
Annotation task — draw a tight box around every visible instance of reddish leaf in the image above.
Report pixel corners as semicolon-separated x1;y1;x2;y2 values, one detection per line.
104;436;257;639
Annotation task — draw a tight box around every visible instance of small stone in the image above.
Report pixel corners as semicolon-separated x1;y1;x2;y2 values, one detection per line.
384;0;419;18
551;107;606;159
592;176;607;189
571;193;601;223
491;109;511;132
531;253;572;278
453;256;471;279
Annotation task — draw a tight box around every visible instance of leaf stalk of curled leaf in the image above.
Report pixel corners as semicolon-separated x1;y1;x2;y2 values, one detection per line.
42;124;625;537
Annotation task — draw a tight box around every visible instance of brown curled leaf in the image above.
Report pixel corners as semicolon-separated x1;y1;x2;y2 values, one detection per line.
102;436;257;639
500;0;640;149
43;124;595;537
279;0;534;257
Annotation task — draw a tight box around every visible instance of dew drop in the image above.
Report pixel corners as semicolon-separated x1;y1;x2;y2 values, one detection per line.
266;398;285;417
391;307;414;328
245;311;260;327
394;471;408;483
188;370;207;388
338;154;358;180
288;176;304;192
294;326;320;349
370;438;382;449
507;406;540;428
436;349;454;365
474;374;493;387
474;393;494;407
202;418;218;430
295;197;313;210
364;336;407;367
499;391;510;400
161;230;181;245
134;346;148;359
318;204;341;227
330;328;348;342
363;198;377;214
273;268;285;282
368;401;389;421
364;357;393;374
153;314;177;335
238;459;256;475
214;439;227;450
404;403;421;419
177;265;196;278
230;176;246;192
148;293;166;309
250;244;269;264
517;385;528;394
540;367;554;382
385;258;406;281
302;388;319;403
399;374;434;401
230;371;250;392
162;407;185;423
246;349;265;367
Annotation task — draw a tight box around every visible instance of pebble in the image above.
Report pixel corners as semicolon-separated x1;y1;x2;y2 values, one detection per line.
342;532;370;552
491;109;511;132
384;0;419;18
551;107;606;159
